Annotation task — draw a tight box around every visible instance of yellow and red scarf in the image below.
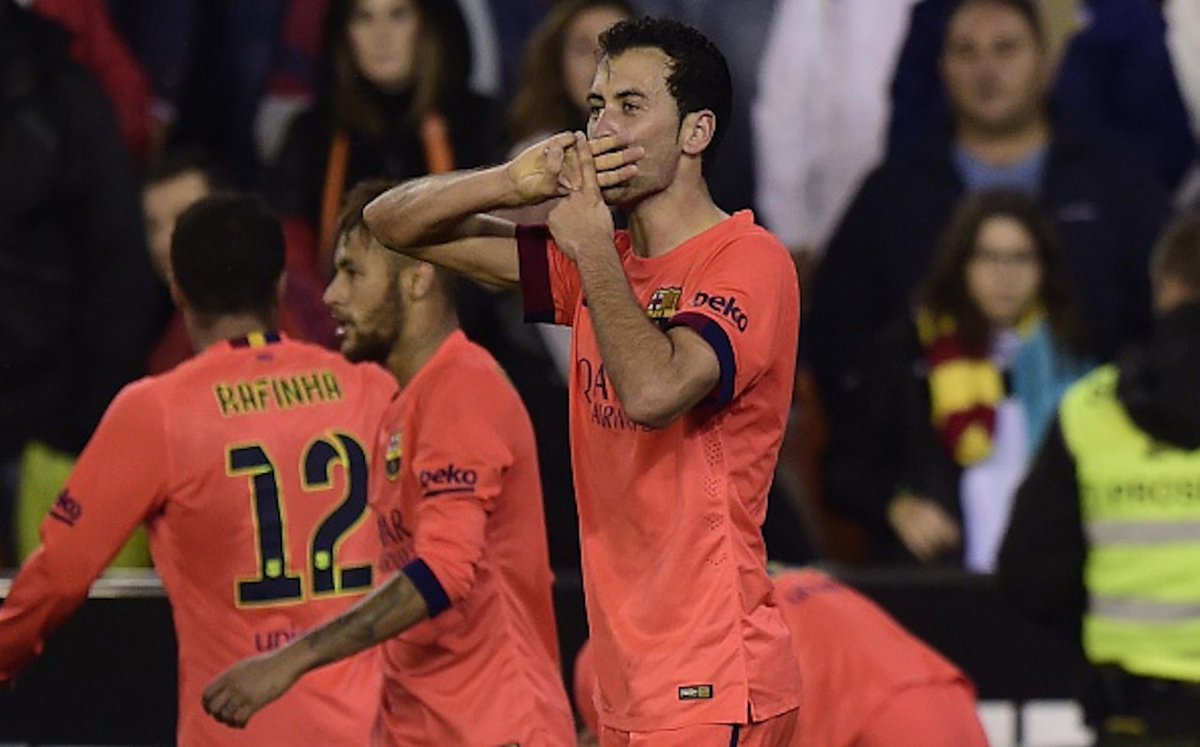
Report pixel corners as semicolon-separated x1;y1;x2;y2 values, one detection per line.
917;308;1042;465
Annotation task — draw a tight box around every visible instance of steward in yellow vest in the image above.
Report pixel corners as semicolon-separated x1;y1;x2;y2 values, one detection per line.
998;211;1200;746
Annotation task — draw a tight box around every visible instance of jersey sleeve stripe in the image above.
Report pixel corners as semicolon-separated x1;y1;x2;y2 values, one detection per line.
402;557;452;617
516;223;555;323
667;312;737;405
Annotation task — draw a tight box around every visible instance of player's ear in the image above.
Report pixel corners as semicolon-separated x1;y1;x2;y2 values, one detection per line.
679;109;715;158
168;274;189;313
407;262;437;302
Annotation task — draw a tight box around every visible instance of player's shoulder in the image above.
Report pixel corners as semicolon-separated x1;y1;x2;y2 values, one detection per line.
446;336;515;390
421;333;519;407
99;375;168;431
111;374;164;407
706;211;793;266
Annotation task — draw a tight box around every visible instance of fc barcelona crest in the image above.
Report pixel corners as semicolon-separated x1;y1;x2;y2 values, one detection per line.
385;431;403;481
646;286;682;327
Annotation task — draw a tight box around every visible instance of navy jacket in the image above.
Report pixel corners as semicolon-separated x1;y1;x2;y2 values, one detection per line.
889;0;1194;190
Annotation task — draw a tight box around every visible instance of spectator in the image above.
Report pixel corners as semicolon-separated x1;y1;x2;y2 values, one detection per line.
266;0;495;277
805;0;1169;427
826;190;1091;567
507;0;634;155
254;0;333;164
108;0;290;185
31;0;155;164
997;210;1200;745
575;567;989;747
753;0;920;266
0;0;157;566
141;152;335;376
891;0;1194;192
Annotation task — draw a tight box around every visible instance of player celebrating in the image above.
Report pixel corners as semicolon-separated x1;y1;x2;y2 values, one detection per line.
202;181;575;746
357;17;802;746
0;195;398;746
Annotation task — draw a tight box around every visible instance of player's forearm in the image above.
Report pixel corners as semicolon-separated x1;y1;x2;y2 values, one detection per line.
363;166;520;252
575;244;692;428
285;571;430;674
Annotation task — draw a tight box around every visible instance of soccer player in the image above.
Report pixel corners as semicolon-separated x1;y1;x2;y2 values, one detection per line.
357;17;802;746
202;180;576;746
575;568;990;746
0;195;398;746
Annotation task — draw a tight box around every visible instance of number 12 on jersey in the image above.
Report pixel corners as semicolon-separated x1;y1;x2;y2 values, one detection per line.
227;433;373;606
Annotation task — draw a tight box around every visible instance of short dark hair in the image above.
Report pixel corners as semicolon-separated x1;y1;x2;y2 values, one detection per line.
337;178;394;242
916;189;1088;356
171;194;285;318
598;16;732;175
1152;210;1200;299
947;0;1045;48
336;179;458;295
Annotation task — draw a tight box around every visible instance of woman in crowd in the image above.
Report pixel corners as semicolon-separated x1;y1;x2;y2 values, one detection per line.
826;190;1092;569
506;0;633;154
267;0;494;277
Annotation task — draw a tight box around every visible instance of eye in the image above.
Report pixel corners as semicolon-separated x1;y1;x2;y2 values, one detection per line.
588;104;603;119
622;101;639;114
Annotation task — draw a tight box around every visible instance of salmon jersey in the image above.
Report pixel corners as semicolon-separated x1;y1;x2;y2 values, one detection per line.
518;210;803;730
369;330;574;747
772;569;973;747
574;568;974;746
0;333;398;747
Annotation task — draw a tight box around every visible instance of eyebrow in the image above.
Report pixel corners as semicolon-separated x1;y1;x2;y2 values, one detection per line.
587;88;648;102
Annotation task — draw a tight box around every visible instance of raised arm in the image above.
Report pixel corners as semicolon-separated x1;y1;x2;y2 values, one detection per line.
548;133;719;429
362;132;642;290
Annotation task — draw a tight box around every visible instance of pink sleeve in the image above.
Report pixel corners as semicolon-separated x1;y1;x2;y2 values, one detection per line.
401;380;513;614
516;223;582;327
0;382;168;681
666;234;800;405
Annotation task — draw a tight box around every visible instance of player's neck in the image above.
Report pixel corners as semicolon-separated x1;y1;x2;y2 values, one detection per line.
187;313;276;352
385;314;458;388
627;177;727;259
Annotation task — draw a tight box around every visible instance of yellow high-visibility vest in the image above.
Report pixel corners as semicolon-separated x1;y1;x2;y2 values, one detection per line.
1061;365;1200;682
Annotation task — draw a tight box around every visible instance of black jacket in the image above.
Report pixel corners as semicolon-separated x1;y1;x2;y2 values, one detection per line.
0;6;157;456
997;303;1200;643
824;319;962;565
265;88;498;225
805;110;1171;422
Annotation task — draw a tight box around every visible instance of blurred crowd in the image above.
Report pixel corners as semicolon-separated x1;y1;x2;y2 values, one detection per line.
1;0;1197;578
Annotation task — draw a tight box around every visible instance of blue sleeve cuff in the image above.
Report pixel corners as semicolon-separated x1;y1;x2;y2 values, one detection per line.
402;558;451;617
666;312;737;406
